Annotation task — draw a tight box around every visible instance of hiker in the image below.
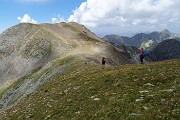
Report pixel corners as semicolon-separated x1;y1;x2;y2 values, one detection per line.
139;47;144;64
102;57;106;69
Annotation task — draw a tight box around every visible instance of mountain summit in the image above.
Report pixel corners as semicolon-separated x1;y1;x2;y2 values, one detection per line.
0;22;135;109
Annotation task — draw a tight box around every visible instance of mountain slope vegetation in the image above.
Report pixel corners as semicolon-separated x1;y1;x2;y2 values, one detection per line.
0;22;135;111
0;22;179;119
0;22;133;87
0;58;179;120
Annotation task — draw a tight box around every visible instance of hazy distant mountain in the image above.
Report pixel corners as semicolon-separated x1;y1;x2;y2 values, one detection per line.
103;29;180;48
149;39;180;61
130;32;160;48
102;35;140;63
102;30;180;63
102;35;124;46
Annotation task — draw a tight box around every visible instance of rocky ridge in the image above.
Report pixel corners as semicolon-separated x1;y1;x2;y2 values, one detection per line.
0;22;135;109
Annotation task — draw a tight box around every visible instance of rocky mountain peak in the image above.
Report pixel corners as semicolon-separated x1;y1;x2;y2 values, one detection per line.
160;29;170;34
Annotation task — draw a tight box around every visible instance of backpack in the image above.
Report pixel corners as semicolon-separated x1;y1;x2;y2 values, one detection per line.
142;50;148;57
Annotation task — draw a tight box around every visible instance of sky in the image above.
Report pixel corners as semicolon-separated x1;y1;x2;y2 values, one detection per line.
0;0;180;36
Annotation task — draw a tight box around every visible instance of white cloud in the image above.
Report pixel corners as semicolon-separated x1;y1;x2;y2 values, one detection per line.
68;0;180;35
51;17;65;23
17;14;37;24
18;0;50;3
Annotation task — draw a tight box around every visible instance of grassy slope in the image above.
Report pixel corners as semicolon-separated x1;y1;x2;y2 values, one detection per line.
0;59;179;120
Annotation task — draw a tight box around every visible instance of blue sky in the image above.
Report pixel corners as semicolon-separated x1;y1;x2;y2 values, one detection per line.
0;0;180;36
0;0;85;31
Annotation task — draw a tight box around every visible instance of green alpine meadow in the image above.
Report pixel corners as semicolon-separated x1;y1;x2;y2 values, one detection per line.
0;58;179;119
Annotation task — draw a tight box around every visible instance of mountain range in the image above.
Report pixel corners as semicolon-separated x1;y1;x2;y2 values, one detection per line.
0;22;179;119
0;22;136;110
102;29;180;48
102;29;180;62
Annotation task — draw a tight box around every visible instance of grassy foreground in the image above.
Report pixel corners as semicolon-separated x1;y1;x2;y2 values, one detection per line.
0;59;179;120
